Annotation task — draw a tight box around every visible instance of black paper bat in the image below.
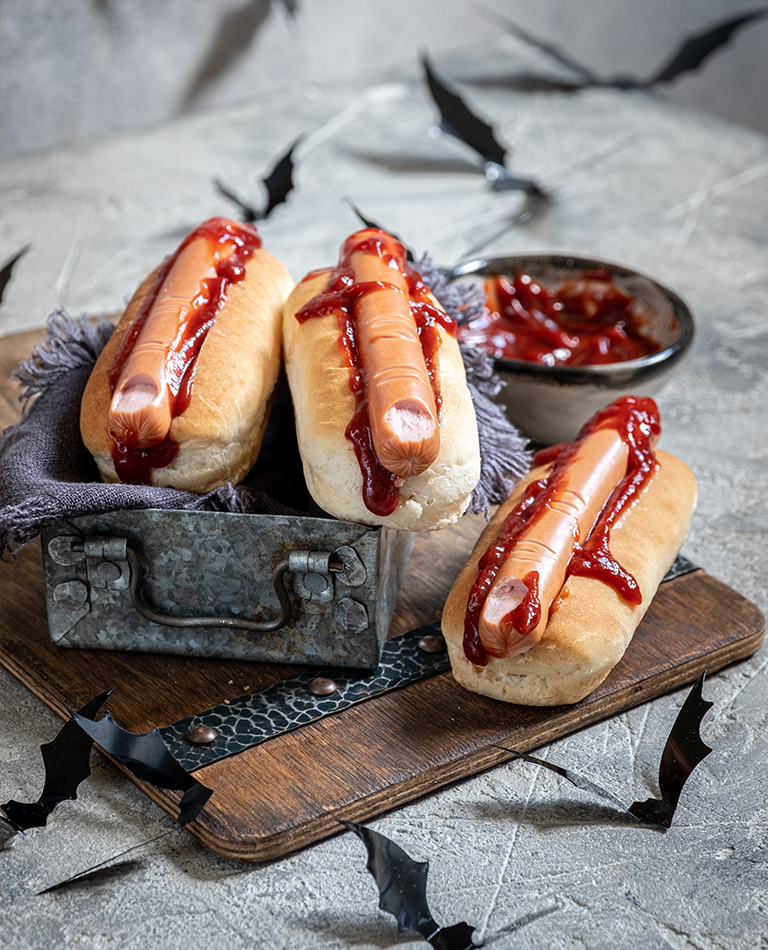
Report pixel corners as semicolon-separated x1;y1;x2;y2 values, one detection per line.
0;244;31;305
343;197;415;261
72;710;213;826
498;674;713;829
629;674;714;826
214;137;300;222
1;690;112;830
481;6;768;89
422;54;543;195
343;821;478;949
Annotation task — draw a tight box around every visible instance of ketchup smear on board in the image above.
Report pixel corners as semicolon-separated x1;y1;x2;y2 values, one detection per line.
458;271;660;366
462;395;661;666
107;217;262;484
295;229;456;517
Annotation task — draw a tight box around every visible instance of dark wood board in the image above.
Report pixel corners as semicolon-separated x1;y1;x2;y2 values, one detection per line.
1;327;765;861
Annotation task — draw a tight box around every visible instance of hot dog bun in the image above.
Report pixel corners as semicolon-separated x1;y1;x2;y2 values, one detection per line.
81;234;294;493
282;269;481;531
442;449;697;705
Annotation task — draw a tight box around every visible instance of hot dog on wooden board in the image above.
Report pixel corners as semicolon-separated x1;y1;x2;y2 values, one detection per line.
80;217;294;493
442;396;697;705
282;228;481;531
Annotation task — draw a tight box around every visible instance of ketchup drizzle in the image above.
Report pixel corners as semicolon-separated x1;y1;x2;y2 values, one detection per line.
295;229;456;517
107;217;262;484
462;395;661;666
458;271;660;366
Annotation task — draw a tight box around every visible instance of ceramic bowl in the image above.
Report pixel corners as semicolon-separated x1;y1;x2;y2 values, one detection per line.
452;253;695;445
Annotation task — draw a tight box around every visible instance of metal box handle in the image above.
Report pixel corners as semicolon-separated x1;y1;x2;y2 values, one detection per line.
125;547;293;632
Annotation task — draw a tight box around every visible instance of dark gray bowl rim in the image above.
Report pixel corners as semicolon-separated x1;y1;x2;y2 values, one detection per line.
451;252;695;378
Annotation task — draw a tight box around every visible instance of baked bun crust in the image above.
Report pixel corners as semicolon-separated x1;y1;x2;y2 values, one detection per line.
80;248;294;493
282;271;481;531
442;449;697;705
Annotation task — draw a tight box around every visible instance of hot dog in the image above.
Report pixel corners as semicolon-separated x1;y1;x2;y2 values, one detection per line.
442;396;697;705
281;229;481;531
81;217;294;493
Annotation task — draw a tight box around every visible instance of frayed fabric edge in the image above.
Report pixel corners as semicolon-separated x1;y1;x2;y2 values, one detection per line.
12;310;115;413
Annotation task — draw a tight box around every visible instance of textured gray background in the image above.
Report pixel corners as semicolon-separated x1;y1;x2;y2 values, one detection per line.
1;0;767;160
1;27;767;950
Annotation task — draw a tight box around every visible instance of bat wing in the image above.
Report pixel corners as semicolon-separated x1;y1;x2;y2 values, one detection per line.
0;244;31;305
630;674;713;827
1;689;112;829
648;9;768;85
213;178;259;223
262;137;300;218
342;198;415;261
422;54;507;168
343;822;439;938
72;710;212;826
343;822;478;947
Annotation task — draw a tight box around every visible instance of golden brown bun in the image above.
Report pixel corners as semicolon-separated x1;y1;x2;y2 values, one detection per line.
441;449;697;705
80;248;294;493
282;272;481;531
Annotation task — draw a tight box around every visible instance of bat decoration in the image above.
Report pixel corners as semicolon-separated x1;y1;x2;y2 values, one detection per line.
0;244;31;305
343;821;478;949
342;197;415;261
72;710;213;826
497;674;713;829
421;54;544;196
481;5;768;90
1;689;112;830
629;673;714;827
214;136;300;222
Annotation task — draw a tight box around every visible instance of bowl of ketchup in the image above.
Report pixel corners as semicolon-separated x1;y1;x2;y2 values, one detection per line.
453;253;694;444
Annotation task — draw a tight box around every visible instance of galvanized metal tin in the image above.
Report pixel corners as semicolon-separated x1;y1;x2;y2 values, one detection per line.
41;508;414;669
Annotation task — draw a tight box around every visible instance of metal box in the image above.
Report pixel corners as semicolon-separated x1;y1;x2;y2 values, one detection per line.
41;509;414;670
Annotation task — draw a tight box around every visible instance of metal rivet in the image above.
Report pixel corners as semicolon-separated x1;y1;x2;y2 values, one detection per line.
96;560;122;583
417;634;446;654
335;597;368;634
185;724;218;745
53;580;89;610
308;676;338;697
303;573;330;595
48;535;85;566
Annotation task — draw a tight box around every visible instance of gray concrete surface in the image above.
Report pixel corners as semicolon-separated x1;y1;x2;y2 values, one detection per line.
2;38;767;950
2;0;767;159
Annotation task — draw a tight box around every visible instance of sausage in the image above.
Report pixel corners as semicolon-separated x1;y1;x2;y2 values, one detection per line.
478;427;629;658
108;234;225;449
350;235;440;478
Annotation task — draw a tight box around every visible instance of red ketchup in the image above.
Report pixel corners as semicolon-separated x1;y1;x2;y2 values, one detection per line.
463;395;660;666
458;271;660;366
295;230;456;517
107;218;262;484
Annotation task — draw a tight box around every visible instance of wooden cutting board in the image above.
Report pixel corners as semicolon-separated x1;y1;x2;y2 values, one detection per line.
1;327;764;861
